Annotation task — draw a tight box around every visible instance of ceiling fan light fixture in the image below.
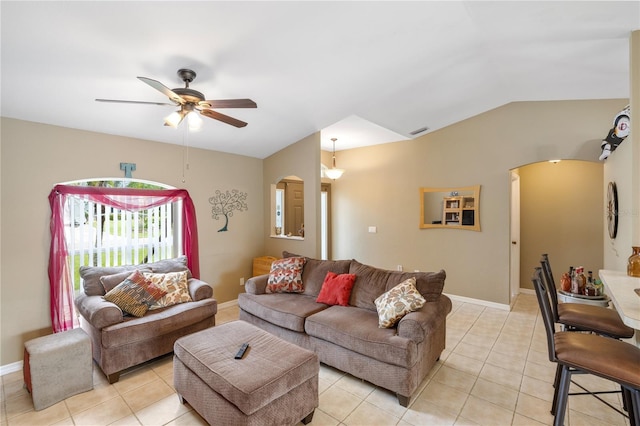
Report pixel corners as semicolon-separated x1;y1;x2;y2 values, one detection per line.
188;111;203;131
326;137;345;180
164;110;185;128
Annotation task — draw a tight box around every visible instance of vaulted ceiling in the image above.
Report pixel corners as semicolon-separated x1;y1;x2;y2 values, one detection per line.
1;1;638;158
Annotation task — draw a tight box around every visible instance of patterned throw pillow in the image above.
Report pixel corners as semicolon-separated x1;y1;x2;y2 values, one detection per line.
144;271;192;310
316;272;357;306
374;277;426;328
266;257;306;293
103;270;167;317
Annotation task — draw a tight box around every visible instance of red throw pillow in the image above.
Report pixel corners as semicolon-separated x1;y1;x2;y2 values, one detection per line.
316;272;357;306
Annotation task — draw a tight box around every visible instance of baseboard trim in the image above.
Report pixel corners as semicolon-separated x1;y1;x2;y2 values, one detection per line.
443;292;511;311
0;360;23;376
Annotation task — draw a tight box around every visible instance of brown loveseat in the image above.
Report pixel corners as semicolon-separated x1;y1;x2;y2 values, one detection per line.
238;253;451;406
74;256;217;383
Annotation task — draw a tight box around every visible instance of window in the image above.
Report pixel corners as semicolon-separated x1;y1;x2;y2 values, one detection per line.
62;180;178;291
48;179;199;332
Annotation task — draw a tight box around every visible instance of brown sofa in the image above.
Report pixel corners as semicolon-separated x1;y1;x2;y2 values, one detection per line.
74;256;217;383
238;253;451;406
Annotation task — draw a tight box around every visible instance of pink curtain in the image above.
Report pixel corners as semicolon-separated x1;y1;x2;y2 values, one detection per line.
48;185;199;333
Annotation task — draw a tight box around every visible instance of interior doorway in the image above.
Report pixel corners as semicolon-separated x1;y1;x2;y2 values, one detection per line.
510;160;604;303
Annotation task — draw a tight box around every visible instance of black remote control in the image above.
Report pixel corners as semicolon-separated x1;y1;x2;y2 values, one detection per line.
234;343;249;359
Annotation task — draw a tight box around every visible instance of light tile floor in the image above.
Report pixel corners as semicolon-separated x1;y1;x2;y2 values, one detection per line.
1;294;631;425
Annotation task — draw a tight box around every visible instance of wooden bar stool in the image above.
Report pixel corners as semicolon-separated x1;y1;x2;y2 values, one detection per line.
532;267;640;426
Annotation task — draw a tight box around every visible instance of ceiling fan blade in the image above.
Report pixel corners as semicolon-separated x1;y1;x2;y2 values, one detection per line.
202;99;257;109
201;109;248;128
95;98;174;106
137;76;185;104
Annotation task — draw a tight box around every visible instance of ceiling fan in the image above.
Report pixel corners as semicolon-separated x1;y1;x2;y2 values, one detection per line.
96;68;257;129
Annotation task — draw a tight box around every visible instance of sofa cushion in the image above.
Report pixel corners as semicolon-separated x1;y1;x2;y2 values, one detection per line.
266;257;306;293
282;251;352;297
348;261;446;311
81;265;144;296
316;272;356;306
100;298;217;349
302;258;353;297
80;255;192;296
146;255;192;278
305;305;417;368
145;271;192;310
103;270;167;317
100;268;152;293
374;278;426;328
238;293;327;333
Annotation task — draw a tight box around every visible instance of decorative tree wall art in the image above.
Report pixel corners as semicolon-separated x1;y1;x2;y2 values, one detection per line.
209;189;248;232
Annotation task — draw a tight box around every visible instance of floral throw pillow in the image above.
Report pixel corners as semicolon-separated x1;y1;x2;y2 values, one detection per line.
374;277;426;328
144;271;192;310
103;270;167;317
266;257;306;293
316;272;357;306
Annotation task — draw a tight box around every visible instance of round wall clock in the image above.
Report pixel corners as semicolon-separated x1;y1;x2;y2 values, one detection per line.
607;181;618;239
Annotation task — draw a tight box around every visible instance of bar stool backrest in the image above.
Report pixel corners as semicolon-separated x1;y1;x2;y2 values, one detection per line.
540;254;560;322
532;267;559;364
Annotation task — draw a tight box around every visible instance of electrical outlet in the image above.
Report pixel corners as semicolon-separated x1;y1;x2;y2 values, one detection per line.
240;277;245;286
397;265;403;271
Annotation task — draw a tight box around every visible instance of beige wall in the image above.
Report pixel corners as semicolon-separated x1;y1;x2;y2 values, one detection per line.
331;99;628;306
604;30;640;269
518;161;603;289
0;118;264;365
263;132;321;259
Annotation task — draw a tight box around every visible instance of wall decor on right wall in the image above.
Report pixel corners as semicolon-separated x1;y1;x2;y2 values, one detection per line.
599;105;630;161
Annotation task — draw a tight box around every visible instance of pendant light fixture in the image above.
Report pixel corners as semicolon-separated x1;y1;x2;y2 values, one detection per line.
325;137;345;180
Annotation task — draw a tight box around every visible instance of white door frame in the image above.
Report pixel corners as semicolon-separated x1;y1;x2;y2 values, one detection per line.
510;171;521;305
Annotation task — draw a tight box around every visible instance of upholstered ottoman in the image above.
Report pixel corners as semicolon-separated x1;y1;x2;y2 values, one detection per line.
23;328;93;410
174;321;318;425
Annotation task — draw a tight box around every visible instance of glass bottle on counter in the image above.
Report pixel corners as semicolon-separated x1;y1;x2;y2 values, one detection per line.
584;270;597;296
577;267;586;295
570;267;579;294
560;266;572;292
571;266;586;294
594;278;604;296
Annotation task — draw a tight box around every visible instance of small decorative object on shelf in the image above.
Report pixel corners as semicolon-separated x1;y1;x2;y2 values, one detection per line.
627;246;640;277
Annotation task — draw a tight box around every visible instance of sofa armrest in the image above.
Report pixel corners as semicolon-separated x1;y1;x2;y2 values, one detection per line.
245;274;269;294
188;278;213;301
75;292;123;330
397;295;452;343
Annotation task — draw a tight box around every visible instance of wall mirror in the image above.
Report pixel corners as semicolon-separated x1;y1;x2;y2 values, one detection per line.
271;176;304;239
420;185;481;231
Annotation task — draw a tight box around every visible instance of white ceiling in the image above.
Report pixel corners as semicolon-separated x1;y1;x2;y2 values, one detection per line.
1;1;638;158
